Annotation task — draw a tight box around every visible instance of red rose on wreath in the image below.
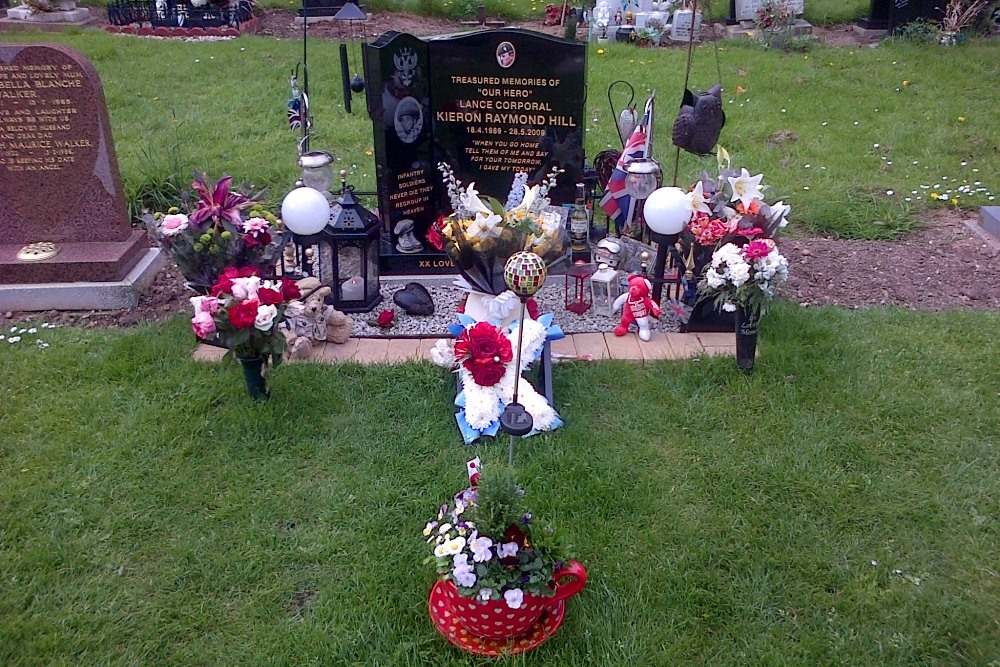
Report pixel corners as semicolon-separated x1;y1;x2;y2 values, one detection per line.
467;362;506;386
454;322;513;387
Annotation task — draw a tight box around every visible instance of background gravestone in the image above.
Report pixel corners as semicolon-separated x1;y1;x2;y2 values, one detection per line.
0;43;150;295
363;29;586;275
735;0;804;21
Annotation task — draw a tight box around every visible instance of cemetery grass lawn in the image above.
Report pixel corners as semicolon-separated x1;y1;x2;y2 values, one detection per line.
250;0;870;24
3;31;995;240
1;304;998;665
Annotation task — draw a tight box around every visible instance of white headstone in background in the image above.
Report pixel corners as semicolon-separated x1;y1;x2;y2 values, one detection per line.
734;0;804;22
669;9;702;41
636;0;654;12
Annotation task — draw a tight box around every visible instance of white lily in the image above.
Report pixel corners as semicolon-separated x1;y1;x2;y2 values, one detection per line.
687;180;712;215
770;200;791;227
467;210;503;238
509;184;539;214
727;168;765;210
460;182;494;218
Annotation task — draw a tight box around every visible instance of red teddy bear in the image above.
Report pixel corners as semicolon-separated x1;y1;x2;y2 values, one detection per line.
613;274;661;342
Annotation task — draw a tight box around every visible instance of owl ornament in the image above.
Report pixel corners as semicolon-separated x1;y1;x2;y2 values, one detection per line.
671;83;726;157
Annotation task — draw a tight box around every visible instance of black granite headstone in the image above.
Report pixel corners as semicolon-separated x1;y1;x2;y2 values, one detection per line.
363;29;586;276
362;31;440;274
887;0;945;31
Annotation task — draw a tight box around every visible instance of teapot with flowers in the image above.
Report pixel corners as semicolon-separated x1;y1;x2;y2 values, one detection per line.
423;459;586;646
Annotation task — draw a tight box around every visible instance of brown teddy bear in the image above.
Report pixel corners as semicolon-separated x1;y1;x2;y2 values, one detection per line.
283;277;354;360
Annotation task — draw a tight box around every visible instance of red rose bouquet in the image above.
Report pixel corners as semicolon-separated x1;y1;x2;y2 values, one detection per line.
190;266;301;365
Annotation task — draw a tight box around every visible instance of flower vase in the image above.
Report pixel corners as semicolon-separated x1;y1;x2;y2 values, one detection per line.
436;561;586;640
238;357;270;400
735;307;759;371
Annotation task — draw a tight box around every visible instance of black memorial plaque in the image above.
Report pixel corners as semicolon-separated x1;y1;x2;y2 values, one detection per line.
363;29;586;275
887;0;945;31
363;31;443;274
428;29;586;208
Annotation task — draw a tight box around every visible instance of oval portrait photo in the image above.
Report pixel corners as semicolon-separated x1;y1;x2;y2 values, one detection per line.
393;96;424;144
496;41;516;69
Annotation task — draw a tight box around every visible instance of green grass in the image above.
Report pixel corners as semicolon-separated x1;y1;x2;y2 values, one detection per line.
1;30;994;238
0;304;998;665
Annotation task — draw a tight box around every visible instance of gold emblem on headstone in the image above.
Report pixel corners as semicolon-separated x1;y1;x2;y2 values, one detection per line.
16;242;61;262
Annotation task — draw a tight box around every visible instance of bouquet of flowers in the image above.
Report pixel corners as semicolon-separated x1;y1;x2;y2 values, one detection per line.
430;313;564;444
424;461;570;610
145;173;287;291
683;150;790;316
426;164;567;296
190;266;301;364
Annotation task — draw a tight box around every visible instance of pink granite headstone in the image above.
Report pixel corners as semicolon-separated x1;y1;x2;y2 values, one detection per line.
0;43;146;284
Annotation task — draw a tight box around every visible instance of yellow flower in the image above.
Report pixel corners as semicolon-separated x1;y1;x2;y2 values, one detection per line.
902;80;909;87
364;150;373;156
930;192;939;199
957;116;965;122
597;48;605;54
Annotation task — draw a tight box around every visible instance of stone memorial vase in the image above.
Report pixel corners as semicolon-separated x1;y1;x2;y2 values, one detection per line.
735;306;760;371
438;561;586;640
238;357;270;401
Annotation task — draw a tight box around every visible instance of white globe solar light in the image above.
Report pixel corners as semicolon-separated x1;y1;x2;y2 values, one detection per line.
624;157;661;200
281;186;330;236
644;186;690;235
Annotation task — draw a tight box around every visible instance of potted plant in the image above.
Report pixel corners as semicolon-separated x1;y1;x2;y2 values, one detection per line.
423;460;586;653
144;173;287;293
190;267;301;400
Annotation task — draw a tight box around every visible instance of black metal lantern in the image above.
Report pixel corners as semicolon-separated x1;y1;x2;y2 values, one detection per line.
317;186;382;313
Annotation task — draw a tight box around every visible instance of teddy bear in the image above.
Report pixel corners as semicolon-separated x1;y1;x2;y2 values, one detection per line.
283;277;353;360
613;274;661;342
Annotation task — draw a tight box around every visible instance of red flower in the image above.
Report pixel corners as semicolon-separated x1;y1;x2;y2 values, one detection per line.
376;309;395;328
228;298;260;329
257;287;284;305
243;230;271;249
455;322;512;365
279;278;301;301
525;298;540;320
211;265;260;297
466;361;506;386
426;217;446;251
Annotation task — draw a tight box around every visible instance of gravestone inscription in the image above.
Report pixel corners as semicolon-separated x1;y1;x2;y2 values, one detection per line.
0;43;147;285
735;0;804;22
363;29;586;275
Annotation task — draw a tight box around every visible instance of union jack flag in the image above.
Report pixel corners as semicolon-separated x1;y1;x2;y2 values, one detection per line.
600;94;654;235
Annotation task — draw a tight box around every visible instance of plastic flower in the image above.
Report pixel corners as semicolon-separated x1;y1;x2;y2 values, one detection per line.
375;309;395;328
159;213;190;237
191;311;216;338
189;173;253;230
727;168;764;210
687;180;712;215
254;304;278;332
503;588;524;609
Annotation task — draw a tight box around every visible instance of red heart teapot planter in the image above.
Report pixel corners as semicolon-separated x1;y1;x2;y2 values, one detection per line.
435;561;586;640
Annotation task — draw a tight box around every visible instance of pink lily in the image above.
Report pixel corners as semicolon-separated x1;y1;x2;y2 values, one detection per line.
189;173;253;230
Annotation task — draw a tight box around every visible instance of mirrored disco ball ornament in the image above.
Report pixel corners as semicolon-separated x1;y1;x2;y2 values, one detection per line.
503;251;547;298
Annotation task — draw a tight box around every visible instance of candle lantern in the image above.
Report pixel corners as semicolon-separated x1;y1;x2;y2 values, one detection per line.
624;157;662;201
298;151;335;199
590;263;621;317
318;186;382;313
565;261;596;315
